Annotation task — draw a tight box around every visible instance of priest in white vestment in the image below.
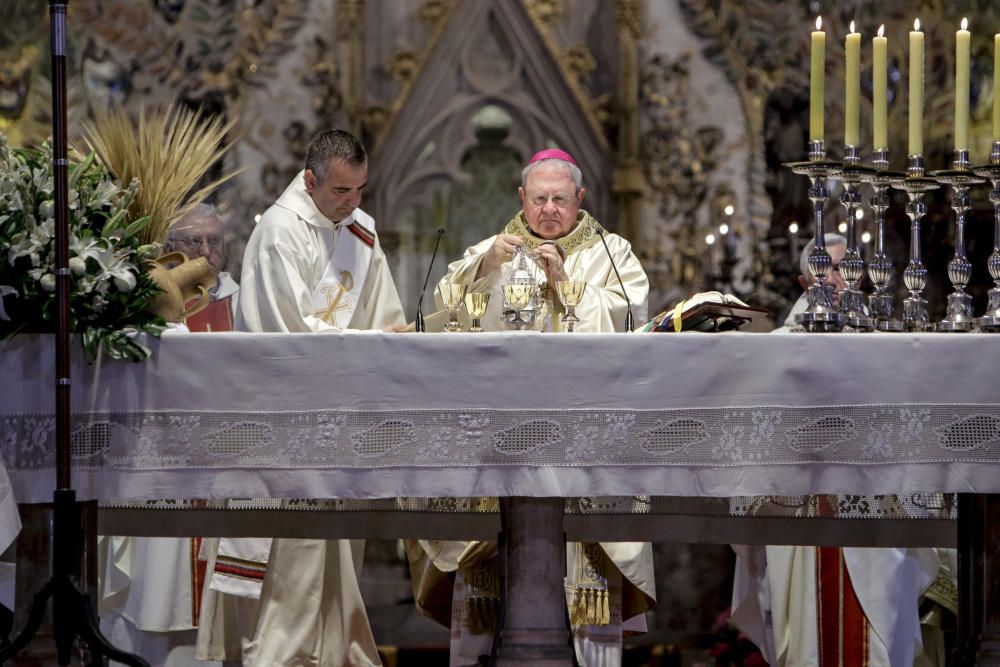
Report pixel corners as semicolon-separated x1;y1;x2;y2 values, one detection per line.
730;235;948;667
98;206;242;667
196;129;405;667
410;149;655;667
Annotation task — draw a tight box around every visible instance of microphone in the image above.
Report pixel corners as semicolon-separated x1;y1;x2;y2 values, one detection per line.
595;228;634;332
415;228;446;332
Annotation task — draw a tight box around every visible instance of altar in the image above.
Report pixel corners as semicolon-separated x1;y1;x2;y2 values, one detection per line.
1;330;999;664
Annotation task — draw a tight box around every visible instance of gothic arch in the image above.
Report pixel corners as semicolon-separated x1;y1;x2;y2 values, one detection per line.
368;0;611;231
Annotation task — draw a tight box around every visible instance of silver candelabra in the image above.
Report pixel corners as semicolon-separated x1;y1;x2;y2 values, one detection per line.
973;141;1000;332
787;140;844;332
932;149;985;331
890;155;940;331
833;145;874;331
861;148;904;331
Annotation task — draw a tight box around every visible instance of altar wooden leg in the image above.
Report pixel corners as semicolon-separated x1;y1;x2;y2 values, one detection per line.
954;493;984;666
975;494;1000;665
495;497;573;666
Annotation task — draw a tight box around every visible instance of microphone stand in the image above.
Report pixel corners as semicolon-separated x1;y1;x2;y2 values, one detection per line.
596;229;634;332
0;3;149;665
415;228;445;332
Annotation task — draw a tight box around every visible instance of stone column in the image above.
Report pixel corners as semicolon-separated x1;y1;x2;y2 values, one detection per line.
495;497;572;666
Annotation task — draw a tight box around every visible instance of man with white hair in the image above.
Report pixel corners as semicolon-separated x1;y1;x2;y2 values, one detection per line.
411;149;655;667
776;232;847;331
164;203;239;331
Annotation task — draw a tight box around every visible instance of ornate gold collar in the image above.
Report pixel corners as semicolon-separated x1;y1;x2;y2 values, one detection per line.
502;210;605;255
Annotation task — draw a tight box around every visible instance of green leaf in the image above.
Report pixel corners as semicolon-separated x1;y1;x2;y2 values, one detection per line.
101;208;127;238
69;151;96;189
122;215;151;239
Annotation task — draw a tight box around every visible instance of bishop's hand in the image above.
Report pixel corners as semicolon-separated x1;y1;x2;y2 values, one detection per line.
532;241;568;285
477;233;524;278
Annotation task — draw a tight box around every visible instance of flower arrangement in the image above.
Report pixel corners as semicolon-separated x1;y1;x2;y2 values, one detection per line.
709;608;767;667
0;133;165;361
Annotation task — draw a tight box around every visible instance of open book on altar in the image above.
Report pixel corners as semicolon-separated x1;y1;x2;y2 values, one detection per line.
640;291;768;332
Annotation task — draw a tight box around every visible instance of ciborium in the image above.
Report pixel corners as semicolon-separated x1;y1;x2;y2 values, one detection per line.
440;283;467;332
464;291;490;332
555;280;587;332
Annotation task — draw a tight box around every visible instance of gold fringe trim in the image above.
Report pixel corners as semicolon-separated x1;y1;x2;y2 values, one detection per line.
567;586;611;627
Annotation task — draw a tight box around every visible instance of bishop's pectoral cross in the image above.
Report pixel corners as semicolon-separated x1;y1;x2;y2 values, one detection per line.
313;270;354;325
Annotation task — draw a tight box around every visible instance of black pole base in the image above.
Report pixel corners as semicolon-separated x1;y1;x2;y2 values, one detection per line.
0;574;149;667
0;490;149;667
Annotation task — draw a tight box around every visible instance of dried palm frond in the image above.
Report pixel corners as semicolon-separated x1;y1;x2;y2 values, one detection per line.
83;105;239;245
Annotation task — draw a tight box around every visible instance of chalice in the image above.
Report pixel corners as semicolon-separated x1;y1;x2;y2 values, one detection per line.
502;283;536;330
555;280;587;332
464;292;490;332
440;283;467;332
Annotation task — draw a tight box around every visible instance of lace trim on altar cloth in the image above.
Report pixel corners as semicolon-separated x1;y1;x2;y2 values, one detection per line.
99;494;953;521
3;405;999;471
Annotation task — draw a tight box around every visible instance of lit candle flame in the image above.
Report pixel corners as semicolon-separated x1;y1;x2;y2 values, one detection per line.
914;18;920;32
816;16;822;31
878;24;885;38
961;17;968;31
850;20;856;34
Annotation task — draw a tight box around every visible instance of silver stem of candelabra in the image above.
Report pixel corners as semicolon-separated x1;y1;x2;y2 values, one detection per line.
974;141;1000;332
865;147;903;331
891;155;940;331
935;149;983;332
837;145;873;331
791;140;844;332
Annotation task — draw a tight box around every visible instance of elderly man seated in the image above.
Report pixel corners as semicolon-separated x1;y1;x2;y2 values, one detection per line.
409;148;655;667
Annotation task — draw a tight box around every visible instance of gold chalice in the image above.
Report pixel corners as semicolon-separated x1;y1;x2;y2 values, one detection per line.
464;292;490;332
440;283;468;332
502;283;536;330
555;280;587;332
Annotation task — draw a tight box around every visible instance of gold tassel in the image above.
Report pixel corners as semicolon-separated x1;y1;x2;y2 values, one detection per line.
570;589;585;626
467;597;498;635
600;589;610;625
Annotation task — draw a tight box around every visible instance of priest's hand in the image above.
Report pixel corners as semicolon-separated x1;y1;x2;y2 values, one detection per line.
532;241;568;284
477;233;524;278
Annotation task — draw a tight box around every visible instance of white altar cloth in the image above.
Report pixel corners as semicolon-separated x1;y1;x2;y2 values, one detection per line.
1;332;998;503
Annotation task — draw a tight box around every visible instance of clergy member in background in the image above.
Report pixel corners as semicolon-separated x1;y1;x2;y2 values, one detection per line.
196;129;405;667
775;232;847;331
164;203;239;331
97;206;242;667
729;236;949;667
410;149;655;667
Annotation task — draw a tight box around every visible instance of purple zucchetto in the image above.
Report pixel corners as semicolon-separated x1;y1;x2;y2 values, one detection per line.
528;148;577;165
